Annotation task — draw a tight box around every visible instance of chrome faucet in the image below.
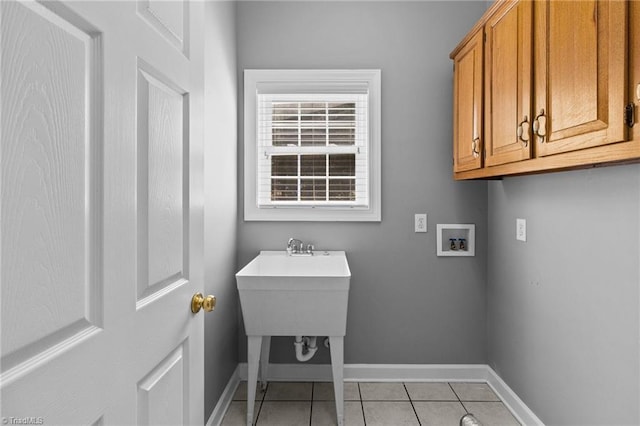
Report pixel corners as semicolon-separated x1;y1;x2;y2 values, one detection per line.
287;238;303;254
287;238;314;256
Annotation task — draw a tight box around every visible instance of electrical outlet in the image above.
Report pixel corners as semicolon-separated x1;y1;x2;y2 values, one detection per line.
415;214;427;233
516;218;527;242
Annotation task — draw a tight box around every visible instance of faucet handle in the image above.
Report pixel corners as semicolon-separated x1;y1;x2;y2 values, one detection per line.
287;238;304;255
306;244;315;255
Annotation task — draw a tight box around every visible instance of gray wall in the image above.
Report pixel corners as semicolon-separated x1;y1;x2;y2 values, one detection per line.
203;1;239;419
237;1;489;365
487;165;640;425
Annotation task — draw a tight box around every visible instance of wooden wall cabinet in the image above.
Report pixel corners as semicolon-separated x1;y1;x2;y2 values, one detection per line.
484;0;532;167
631;0;640;145
450;0;639;180
452;29;484;173
534;0;627;157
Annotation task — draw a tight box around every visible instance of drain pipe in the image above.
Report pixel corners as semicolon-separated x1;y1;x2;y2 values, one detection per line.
294;336;318;362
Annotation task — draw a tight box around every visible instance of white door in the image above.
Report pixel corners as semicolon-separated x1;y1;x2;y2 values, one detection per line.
1;1;206;425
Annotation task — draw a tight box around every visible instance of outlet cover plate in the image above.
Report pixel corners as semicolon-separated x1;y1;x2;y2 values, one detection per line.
516;218;527;242
414;213;427;233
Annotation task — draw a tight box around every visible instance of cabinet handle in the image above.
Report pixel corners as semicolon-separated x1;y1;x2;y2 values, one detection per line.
532;109;547;143
472;137;480;158
517;115;530;147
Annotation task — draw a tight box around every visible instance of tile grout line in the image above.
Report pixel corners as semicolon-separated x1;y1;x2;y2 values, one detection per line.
255;401;262;426
254;382;268;425
448;381;470;414
309;382;314;426
357;382;367;426
403;382;422;426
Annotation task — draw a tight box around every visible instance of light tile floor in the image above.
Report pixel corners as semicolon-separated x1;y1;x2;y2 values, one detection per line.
221;381;521;426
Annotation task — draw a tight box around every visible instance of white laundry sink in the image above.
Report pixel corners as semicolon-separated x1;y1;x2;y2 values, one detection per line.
236;250;351;336
235;250;351;426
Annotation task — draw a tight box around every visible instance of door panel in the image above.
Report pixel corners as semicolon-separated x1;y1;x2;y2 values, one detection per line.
485;0;532;167
137;343;188;426
1;0;103;384
452;29;483;173
630;0;639;144
1;1;205;424
549;3;598;131
136;61;188;306
534;0;627;156
489;6;518;151
137;0;189;55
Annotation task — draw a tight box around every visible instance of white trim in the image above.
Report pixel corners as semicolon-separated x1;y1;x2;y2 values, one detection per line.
208;363;545;426
486;367;545;426
205;365;242;426
235;362;491;383
342;363;490;382
243;69;382;222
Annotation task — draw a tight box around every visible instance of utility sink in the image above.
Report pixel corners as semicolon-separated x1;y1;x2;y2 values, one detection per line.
236;250;351;426
236;251;350;336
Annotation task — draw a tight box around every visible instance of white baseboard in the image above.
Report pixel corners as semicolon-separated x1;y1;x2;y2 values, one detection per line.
343;363;492;382
206;365;242;426
235;362;491;383
485;367;544;426
209;363;544;426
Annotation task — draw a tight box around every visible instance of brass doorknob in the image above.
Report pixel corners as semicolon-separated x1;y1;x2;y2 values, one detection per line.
191;293;217;313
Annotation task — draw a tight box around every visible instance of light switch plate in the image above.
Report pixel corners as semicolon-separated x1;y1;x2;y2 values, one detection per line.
415;214;427;233
516;218;527;242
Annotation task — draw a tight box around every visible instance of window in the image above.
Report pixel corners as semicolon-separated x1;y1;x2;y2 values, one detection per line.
259;95;366;206
244;70;381;221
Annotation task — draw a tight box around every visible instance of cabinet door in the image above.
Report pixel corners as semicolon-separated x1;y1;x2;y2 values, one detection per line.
453;30;483;173
631;0;640;144
484;0;533;167
534;0;627;156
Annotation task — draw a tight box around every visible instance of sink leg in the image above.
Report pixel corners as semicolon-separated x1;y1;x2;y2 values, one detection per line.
259;336;271;391
247;336;262;426
329;336;344;426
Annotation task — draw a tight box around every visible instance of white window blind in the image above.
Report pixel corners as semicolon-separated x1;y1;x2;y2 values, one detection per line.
257;93;369;207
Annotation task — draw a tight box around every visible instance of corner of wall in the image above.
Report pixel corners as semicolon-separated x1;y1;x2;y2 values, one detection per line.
203;0;240;420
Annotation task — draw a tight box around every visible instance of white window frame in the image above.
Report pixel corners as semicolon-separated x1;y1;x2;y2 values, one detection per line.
243;69;381;222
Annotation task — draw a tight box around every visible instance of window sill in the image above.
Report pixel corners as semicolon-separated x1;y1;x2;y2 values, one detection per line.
244;204;381;222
